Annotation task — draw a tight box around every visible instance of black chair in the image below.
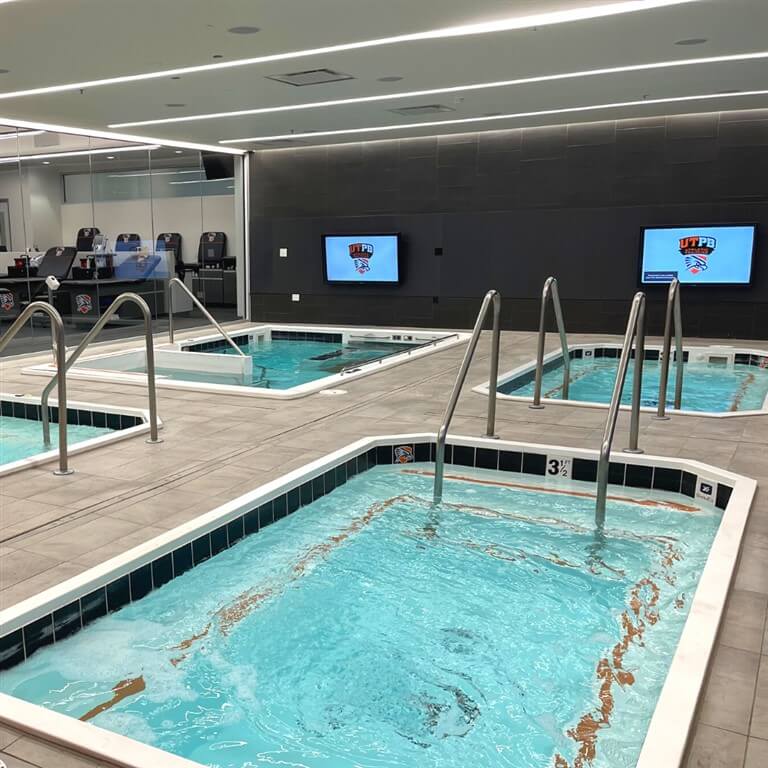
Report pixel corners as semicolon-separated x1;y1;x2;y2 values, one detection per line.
115;233;142;253
0;245;7;253
37;246;78;279
198;231;227;269
75;227;101;252
156;232;194;280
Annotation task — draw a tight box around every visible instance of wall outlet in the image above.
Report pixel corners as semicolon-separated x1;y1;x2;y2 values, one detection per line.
279;247;288;258
291;293;300;302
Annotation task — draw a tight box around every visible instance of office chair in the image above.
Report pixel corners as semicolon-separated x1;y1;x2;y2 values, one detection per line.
197;231;228;269
115;233;142;252
156;232;195;280
75;227;101;252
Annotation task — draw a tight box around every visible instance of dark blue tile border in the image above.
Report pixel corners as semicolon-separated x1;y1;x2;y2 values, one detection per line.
1;398;143;432
0;437;735;672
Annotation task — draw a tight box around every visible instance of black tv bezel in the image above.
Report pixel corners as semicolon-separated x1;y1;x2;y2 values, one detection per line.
322;232;402;286
638;223;758;289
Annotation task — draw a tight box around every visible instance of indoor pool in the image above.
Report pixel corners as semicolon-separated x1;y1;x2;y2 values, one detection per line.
132;338;414;389
0;415;114;466
0;463;721;768
500;354;768;413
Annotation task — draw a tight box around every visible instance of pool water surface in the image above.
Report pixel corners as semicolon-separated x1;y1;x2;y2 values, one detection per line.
0;464;721;768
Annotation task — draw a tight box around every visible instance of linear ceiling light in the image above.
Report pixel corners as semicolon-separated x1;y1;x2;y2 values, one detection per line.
0;0;699;101
0;115;246;155
110;50;768;129
169;178;233;185
0;129;44;139
0;144;160;165
220;89;768;144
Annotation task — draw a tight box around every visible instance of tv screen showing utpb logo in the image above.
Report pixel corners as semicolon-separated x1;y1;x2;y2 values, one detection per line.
640;225;756;286
323;234;401;284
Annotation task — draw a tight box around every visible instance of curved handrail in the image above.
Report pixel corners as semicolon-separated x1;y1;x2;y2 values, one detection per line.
0;302;72;475
655;278;684;419
434;290;501;504
41;293;161;446
595;292;646;527
531;276;570;408
167;277;245;357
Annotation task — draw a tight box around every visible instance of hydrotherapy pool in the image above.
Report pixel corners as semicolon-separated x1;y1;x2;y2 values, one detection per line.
0;394;150;475
28;325;468;399
0;437;752;768
479;344;768;416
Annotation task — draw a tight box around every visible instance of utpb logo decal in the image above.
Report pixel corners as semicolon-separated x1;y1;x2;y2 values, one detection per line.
394;445;414;464
349;242;374;274
75;294;93;314
679;235;716;275
0;291;14;312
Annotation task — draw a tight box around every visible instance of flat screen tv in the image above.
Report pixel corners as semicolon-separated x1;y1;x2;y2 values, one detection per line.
640;224;757;286
323;233;401;285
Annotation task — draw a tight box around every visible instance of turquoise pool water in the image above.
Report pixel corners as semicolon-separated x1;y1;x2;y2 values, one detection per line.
0;415;114;466
131;338;415;389
500;355;768;412
0;464;721;768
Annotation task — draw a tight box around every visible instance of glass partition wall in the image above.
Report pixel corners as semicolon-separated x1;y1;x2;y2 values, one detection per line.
0;125;245;356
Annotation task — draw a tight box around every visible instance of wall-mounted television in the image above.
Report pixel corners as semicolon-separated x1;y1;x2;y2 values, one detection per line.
640;224;757;286
323;233;401;285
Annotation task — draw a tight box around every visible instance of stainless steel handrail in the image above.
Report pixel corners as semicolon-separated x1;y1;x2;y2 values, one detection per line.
41;293;162;446
339;333;461;376
530;276;570;408
0;302;72;475
595;292;646;527
434;290;501;504
167;277;246;357
655;278;684;419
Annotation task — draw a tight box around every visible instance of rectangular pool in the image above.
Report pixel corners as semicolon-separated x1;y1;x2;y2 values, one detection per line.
0;395;151;476
27;325;467;399
484;345;768;416
0;451;733;768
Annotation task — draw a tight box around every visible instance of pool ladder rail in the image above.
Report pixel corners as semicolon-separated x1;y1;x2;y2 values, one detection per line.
595;291;647;528
434;290;501;505
530;276;570;408
167;277;246;357
40;292;162;449
655;277;684;420
0;302;72;475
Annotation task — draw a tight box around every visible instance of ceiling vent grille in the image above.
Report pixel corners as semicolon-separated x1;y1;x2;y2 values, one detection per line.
388;104;455;117
266;69;355;87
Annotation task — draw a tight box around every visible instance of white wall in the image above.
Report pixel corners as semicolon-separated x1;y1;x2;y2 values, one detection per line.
0;168;26;251
60;195;235;264
25;168;63;250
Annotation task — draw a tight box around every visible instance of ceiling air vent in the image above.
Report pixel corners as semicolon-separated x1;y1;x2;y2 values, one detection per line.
266;69;355;87
388;104;455;117
248;139;309;148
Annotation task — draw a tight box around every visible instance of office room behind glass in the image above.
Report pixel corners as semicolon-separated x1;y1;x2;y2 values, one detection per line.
0;125;245;355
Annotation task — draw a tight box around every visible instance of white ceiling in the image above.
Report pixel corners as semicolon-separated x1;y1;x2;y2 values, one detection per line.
0;0;766;149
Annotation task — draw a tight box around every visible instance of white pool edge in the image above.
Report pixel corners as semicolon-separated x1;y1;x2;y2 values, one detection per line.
22;324;469;399
0;433;756;768
473;342;768;418
0;393;156;478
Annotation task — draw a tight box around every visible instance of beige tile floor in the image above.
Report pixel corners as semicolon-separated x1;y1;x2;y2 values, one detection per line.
1;323;767;767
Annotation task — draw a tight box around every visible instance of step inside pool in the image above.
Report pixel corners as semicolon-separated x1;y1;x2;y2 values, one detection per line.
0;416;114;466
500;355;768;413
0;464;721;768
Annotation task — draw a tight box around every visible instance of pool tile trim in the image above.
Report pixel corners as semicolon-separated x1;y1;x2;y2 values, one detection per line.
474;343;768;418
0;434;755;768
0;393;155;478
23;324;470;400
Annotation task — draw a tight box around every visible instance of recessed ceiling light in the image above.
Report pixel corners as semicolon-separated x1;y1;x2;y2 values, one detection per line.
377;76;403;82
0;1;702;100
675;38;707;45
112;50;768;129
106;155;115;159
175;149;183;153
42;160;50;164
220;88;768;144
228;26;260;34
165;103;186;107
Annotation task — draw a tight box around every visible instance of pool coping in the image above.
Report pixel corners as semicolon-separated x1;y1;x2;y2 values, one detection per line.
0;433;756;768
22;324;469;399
0;393;155;477
473;342;768;418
